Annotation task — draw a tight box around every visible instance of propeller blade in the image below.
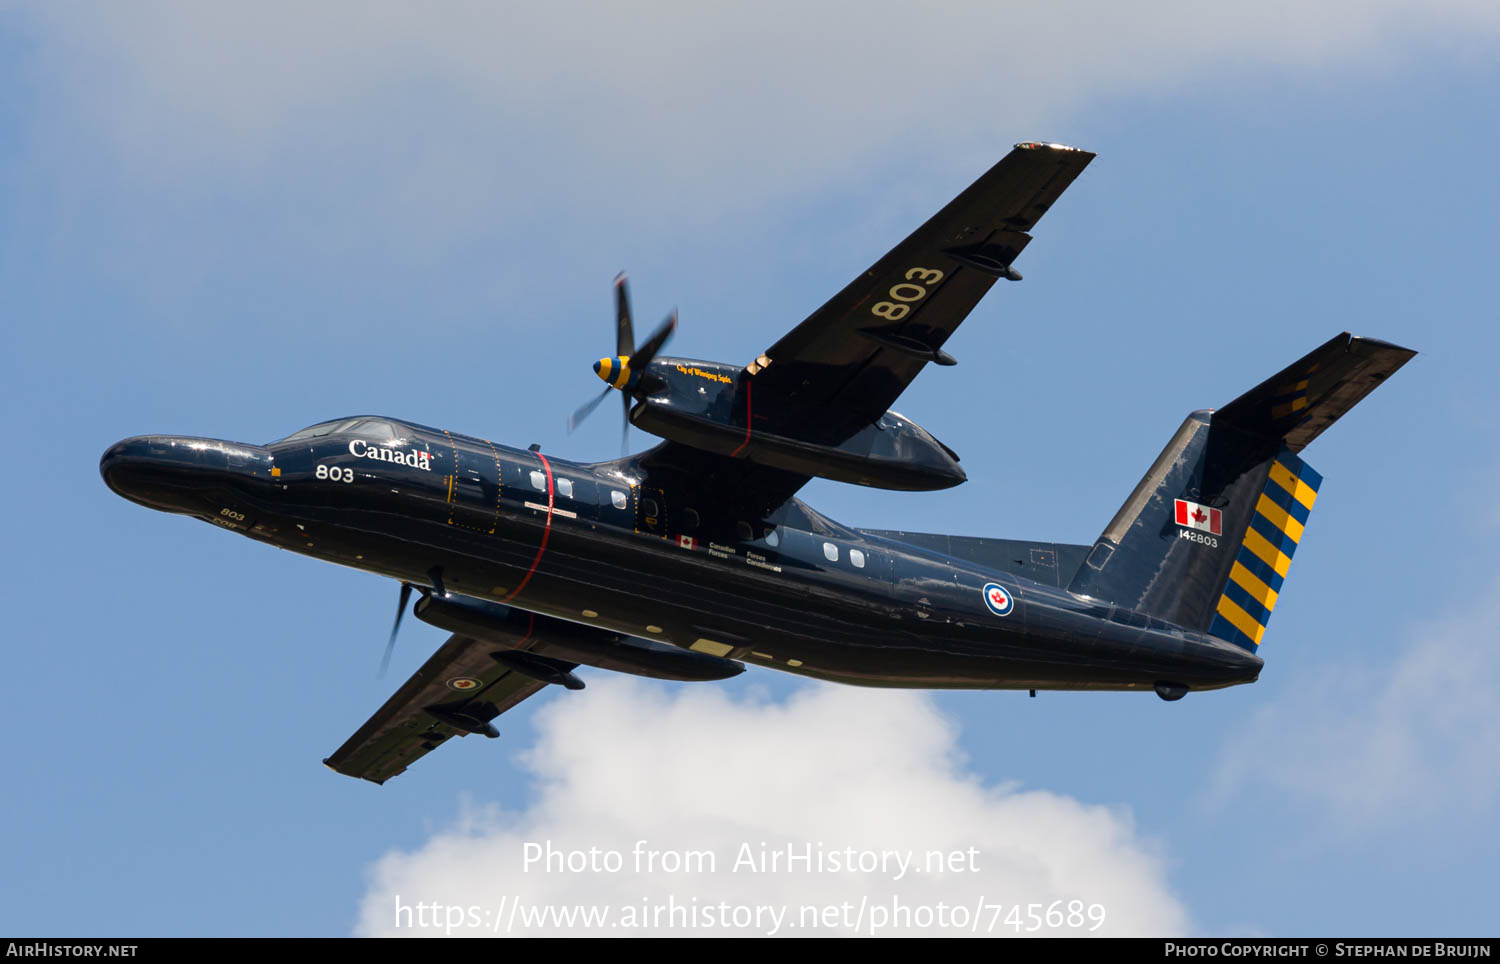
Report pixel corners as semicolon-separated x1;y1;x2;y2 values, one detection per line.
631;310;677;371
614;272;634;358
567;385;612;434
379;582;413;679
620;392;631;456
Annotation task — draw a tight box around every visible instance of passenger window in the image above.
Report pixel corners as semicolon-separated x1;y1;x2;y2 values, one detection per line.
529;470;546;491
682;508;700;529
823;542;839;562
611;490;627;510
850;549;866;568
765;530;779;548
557;478;574;498
642;498;659;517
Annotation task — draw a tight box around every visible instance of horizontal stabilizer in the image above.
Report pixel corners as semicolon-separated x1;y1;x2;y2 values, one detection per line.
1214;332;1416;453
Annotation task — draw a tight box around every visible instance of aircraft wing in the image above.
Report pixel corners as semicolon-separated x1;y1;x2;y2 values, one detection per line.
323;633;565;785
745;142;1095;443
636;143;1093;515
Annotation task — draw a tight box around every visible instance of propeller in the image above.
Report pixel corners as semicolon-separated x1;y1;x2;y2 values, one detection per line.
614;272;635;454
378;583;413;678
614;270;634;358
566;384;614;435
567;272;676;453
377;568;446;678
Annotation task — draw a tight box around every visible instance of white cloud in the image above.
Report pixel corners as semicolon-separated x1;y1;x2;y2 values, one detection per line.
356;679;1188;936
20;1;1500;232
12;0;1497;331
1211;580;1500;831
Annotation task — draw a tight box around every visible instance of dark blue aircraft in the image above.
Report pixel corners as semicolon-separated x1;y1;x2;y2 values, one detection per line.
100;143;1415;783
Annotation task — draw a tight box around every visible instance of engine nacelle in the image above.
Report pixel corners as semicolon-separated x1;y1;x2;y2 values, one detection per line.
633;358;965;491
413;593;745;682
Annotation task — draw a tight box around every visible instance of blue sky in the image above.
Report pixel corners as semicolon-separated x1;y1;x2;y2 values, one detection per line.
2;2;1497;937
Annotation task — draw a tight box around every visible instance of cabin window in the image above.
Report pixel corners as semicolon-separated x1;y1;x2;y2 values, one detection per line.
642;498;659;517
765;530;779;548
850;549;866;569
611;490;628;510
529;470;546;491
556;478;574;498
682;508;700;529
823;542;839;562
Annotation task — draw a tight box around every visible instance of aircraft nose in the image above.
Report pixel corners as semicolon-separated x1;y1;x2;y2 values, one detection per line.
101;435;191;508
100;435;268;512
99;436;160;495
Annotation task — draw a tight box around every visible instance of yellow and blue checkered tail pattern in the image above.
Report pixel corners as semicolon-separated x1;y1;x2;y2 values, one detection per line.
1208;451;1323;653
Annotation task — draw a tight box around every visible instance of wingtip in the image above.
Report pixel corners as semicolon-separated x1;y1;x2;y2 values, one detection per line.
1349;333;1419;357
1015;140;1089;153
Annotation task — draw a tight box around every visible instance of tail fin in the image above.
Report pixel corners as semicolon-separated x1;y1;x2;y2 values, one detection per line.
1066;332;1415;651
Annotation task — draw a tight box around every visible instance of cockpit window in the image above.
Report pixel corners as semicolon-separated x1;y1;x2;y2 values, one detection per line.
274;418;399;443
346;418;398;440
277;419;352;442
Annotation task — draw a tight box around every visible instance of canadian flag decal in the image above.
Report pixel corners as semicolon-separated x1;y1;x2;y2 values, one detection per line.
1174;498;1223;536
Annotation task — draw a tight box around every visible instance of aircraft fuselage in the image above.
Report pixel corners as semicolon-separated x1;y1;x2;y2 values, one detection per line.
100;419;1262;695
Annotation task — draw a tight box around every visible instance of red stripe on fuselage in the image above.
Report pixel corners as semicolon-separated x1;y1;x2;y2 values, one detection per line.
729;377;754;458
500;452;554;604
